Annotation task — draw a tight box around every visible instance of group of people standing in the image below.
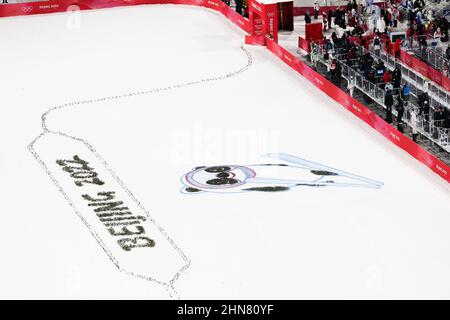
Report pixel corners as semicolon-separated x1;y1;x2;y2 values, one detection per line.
221;0;245;16
308;0;450;144
305;0;362;32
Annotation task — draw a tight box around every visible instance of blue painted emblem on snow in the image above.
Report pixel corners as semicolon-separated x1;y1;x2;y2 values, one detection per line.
180;153;383;194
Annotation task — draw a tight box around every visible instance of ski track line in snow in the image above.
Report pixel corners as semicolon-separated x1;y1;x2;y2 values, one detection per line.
28;46;253;299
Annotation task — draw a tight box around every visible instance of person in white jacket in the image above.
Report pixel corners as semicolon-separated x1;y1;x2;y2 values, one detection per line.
310;44;319;68
347;76;356;97
377;17;386;34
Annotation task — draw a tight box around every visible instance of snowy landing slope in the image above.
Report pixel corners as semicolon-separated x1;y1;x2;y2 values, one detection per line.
1;5;449;299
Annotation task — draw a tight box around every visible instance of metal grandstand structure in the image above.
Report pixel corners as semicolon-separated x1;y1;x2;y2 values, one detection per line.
311;41;450;152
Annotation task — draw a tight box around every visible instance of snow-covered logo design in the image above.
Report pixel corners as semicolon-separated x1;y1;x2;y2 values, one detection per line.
181;153;383;193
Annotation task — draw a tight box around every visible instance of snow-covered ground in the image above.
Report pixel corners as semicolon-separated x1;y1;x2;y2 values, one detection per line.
0;5;449;299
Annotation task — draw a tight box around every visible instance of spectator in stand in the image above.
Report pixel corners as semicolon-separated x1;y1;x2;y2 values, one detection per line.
341;33;349;52
416;21;424;38
368;69;377;84
385;37;392;55
351;25;363;37
396;96;405;132
392;66;402;92
416;9;423;25
310;44;319;68
305;11;312;24
330;59;338;80
373;35;381;57
385;89;394;123
376;60;386;80
383;71;392;87
444;109;450;129
387;27;393;42
339;14;347;29
325;52;333;73
346;0;353;12
408;8;415;26
423;79;429;92
419;36;427;60
235;0;243;15
440;17;449;42
323;11;328;31
347;44;356;65
327;9;333;30
335;62;342;86
361;53;373;78
414;0;425;12
393;38;401;59
347;76;356;97
325;38;333;52
383;8;391;29
359;35;368;50
331;32;339;49
411;107;419;142
369;10;377;32
314;1;320;20
432;28;442;48
406;26;414;48
349;8;357;27
433;106;446;128
418;91;430;121
377;16;386;34
411;19;418;34
391;5;399;28
335;7;346;29
402;83;411;101
385;81;394;92
443;64;449;78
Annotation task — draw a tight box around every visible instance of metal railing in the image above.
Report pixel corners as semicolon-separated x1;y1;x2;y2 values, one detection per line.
367;42;450;110
405;35;450;72
312;42;450;152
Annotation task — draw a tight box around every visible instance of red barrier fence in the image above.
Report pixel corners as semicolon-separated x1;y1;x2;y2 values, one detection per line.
298;36;311;52
0;0;251;33
399;49;450;92
0;0;448;183
266;38;450;183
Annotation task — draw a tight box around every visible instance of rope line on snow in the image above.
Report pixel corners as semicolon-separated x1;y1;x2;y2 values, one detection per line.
28;46;253;299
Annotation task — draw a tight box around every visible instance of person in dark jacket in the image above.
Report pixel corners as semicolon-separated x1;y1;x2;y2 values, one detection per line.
235;0;243;15
335;61;342;86
444;110;450;129
327;9;333;30
392;66;402;90
419;36;427;60
305;11;312;24
433;107;446;127
384;90;394;123
334;7;343;27
313;1;320;19
418;91;430;121
396;96;404;131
